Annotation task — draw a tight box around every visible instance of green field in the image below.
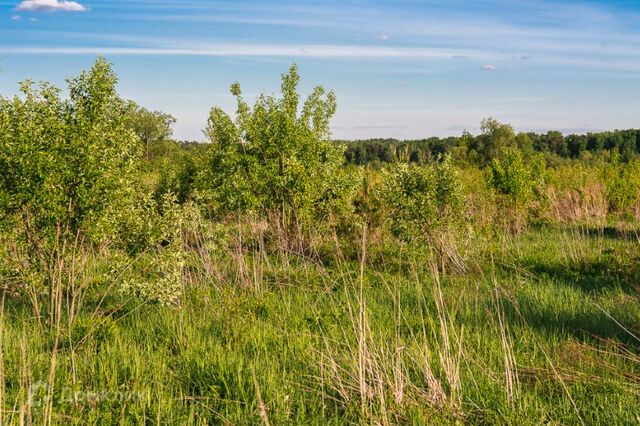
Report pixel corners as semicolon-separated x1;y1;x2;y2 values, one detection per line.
2;222;639;424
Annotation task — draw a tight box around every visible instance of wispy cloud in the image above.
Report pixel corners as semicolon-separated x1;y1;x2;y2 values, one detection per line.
10;15;22;20
0;44;490;59
492;97;553;103
2;42;640;72
15;0;87;12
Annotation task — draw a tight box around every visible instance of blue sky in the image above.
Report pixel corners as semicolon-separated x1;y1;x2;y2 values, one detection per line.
1;0;640;140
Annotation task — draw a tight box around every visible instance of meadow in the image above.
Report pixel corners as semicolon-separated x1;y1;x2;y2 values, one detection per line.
0;59;639;425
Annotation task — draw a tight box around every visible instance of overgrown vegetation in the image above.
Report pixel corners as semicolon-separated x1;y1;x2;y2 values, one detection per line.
0;59;639;424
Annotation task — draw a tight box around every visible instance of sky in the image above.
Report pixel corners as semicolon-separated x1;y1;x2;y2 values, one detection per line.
1;0;640;141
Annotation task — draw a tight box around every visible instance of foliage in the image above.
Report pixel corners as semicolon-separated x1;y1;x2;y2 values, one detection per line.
1;59;640;425
126;104;176;159
109;189;200;305
195;64;357;225
474;117;517;164
155;149;199;204
140;140;202;204
488;147;547;209
0;57;140;242
0;57;142;304
342;127;640;166
603;153;640;213
381;157;465;243
353;167;386;229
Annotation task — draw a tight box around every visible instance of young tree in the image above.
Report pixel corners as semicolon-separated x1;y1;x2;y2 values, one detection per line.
196;64;357;226
487;147;547;230
126;105;176;159
480;117;516;162
0;57;141;318
381;156;467;271
464;118;516;165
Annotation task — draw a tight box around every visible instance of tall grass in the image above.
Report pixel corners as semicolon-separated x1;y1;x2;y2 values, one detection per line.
0;199;639;424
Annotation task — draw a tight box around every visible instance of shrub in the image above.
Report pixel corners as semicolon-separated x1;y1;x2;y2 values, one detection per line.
195;65;358;227
114;193;189;306
118;245;185;306
487;148;547;228
0;58;140;243
0;58;141;311
381;157;465;244
604;154;640;214
154;146;200;204
354;167;386;229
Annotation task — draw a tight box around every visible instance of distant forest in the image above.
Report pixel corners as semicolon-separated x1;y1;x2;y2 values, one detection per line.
337;128;640;166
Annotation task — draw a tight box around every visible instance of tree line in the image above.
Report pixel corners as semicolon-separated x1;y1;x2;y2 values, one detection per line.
340;126;640;166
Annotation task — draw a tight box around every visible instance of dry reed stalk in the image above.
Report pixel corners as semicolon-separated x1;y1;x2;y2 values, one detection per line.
431;267;463;412
0;289;5;426
491;282;519;407
357;224;369;419
549;183;608;225
20;327;32;426
251;366;271;426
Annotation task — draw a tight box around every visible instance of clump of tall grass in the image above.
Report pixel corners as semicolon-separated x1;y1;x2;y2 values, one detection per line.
316;230;466;423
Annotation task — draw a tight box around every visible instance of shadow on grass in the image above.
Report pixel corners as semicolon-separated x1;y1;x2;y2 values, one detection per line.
531;222;640;242
496;243;640;346
519;257;639;295
502;291;640;348
567;224;640;242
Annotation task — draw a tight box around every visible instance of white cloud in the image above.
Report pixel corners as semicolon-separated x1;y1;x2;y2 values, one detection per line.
16;0;87;12
374;34;390;41
481;64;497;71
10;15;22;20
